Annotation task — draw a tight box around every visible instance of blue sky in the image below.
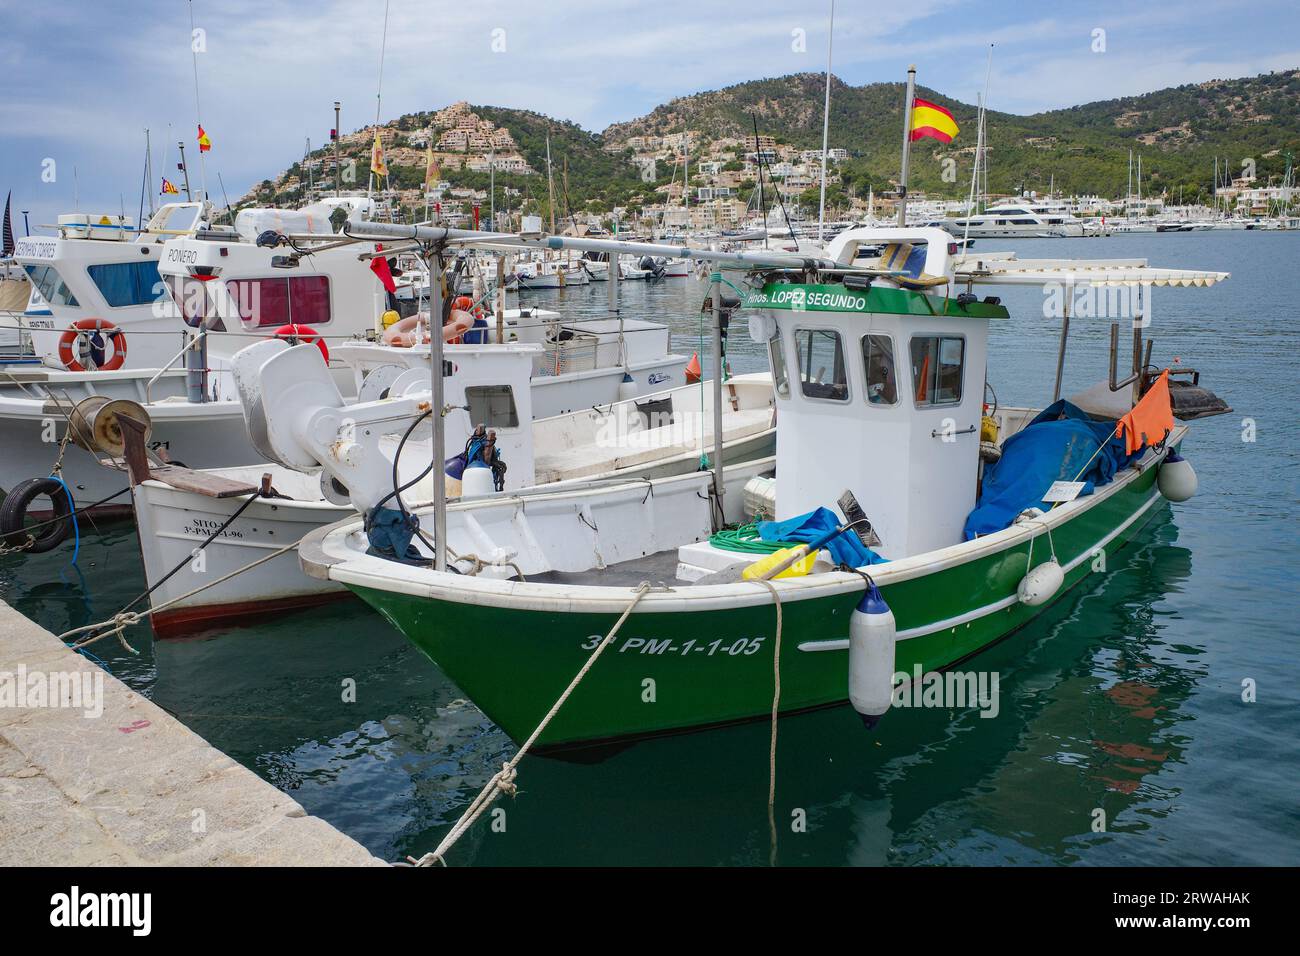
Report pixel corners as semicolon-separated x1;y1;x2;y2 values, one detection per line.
3;0;1297;233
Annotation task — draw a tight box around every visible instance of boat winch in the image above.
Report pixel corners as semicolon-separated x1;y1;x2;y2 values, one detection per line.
67;396;152;457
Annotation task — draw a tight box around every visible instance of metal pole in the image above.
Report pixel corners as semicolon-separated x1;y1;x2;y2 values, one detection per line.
334;101;342;197
817;0;835;243
608;249;620;313
495;255;505;344
1052;288;1071;402
177;142;192;201
1132;284;1144;405
897;65;917;226
426;249;447;572
710;275;725;516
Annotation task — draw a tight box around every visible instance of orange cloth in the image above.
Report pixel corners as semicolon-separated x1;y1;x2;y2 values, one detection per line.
1116;369;1174;454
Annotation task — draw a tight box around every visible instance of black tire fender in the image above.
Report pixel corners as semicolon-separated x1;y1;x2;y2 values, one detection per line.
0;477;74;553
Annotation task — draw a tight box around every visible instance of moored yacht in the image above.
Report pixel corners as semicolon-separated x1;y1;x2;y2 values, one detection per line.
943;200;1086;238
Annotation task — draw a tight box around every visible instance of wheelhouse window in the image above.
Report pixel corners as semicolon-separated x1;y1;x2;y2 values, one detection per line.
86;261;165;308
861;334;898;405
910;335;965;406
769;335;790;399
225;276;332;328
23;264;79;307
163;274;217;328
794;328;849;402
465;385;519;429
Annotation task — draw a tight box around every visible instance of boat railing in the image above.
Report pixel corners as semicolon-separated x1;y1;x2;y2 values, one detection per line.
146;330;206;404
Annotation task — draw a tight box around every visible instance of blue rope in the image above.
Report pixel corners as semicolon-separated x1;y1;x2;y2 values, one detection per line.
49;474;79;566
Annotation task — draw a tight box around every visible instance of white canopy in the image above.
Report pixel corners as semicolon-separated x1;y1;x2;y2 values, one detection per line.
953;253;1230;288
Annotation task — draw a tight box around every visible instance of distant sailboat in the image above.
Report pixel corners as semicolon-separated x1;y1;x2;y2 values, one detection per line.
1;191;15;258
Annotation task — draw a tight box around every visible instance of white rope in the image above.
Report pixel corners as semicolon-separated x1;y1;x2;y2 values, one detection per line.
413;581;653;866
58;541;299;651
753;579;783;867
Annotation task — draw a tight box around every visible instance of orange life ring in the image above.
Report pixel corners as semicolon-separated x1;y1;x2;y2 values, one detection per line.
451;295;485;320
58;319;127;372
273;324;329;363
381;310;475;348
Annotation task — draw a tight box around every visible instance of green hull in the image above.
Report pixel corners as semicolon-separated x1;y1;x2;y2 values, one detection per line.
351;462;1167;750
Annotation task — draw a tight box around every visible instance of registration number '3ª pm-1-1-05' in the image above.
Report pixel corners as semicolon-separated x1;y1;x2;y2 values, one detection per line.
579;636;768;657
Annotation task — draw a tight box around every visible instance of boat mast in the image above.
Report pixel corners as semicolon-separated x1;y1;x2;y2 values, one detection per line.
816;0;835;242
368;0;391;210
752;115;768;247
963;44;993;248
896;64;917;226
187;0;208;201
546;134;556;234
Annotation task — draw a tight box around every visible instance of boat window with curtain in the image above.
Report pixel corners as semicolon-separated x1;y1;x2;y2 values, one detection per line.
910;335;965;406
226;276;331;328
86;260;165;308
794;327;849;402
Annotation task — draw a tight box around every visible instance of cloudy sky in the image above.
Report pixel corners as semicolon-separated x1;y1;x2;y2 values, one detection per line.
3;0;1297;232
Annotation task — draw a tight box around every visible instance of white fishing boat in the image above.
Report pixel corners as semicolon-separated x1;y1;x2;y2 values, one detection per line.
0;210;687;522
127;335;774;634
281;221;1231;752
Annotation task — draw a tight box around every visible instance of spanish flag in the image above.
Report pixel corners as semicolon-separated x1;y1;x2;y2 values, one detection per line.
910;98;959;144
197;124;212;152
371;131;388;177
161;178;179;195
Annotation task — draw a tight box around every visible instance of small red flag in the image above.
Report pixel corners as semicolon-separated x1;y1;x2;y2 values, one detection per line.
369;253;396;293
197;125;212;152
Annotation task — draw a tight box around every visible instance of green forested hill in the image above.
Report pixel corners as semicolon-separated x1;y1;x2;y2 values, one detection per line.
604;69;1300;203
248;68;1298;217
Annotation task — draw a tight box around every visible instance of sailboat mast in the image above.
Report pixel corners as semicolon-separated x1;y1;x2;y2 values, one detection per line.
546;134;556;234
187;0;207;200
145;128;155;216
963;45;993;247
816;0;835;242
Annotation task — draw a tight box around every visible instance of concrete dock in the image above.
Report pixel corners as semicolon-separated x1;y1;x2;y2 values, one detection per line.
0;600;386;866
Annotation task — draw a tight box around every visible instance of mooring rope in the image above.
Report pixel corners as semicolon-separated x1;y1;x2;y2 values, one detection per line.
56;491;298;654
412;581;653;867
753;578;783;867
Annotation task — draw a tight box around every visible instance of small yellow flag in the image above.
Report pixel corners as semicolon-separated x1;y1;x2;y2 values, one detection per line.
424;145;439;189
371;131;388;177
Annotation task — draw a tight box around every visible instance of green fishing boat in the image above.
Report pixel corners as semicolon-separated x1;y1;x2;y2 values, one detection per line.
281;223;1230;751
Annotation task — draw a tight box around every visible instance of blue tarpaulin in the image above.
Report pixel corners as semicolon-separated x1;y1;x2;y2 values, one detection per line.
758;506;889;568
963;400;1141;540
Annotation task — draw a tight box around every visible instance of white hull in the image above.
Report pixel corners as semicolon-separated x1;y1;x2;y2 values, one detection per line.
0;371;256;509
134;376;776;633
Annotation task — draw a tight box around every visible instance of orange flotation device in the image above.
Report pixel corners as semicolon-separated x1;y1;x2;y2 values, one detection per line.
684;352;702;384
273;324;329;363
381;310;475;348
58;318;127;372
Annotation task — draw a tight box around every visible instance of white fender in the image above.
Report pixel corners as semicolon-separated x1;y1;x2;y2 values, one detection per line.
849;582;896;727
1018;559;1064;606
1157;451;1197;502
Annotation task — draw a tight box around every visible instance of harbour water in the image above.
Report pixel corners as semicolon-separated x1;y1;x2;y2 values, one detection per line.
2;231;1296;865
